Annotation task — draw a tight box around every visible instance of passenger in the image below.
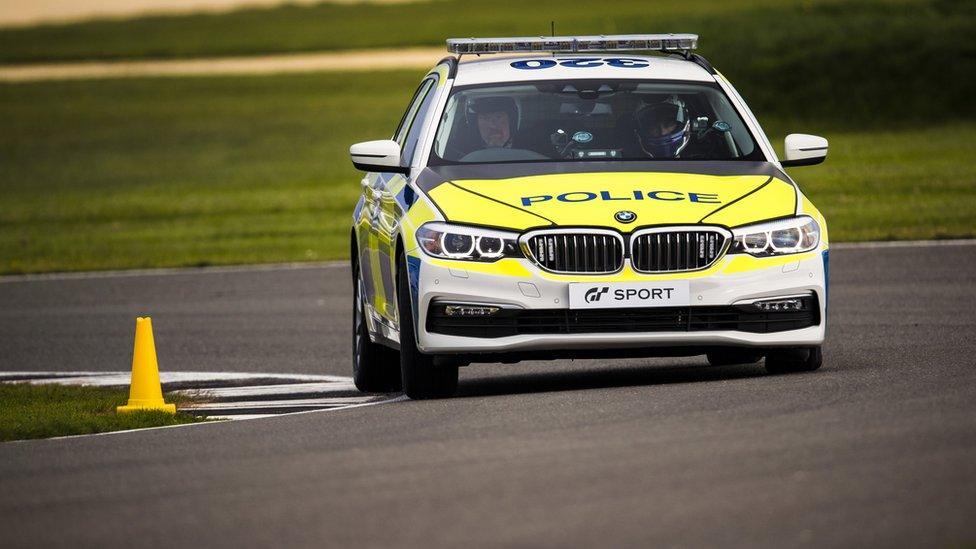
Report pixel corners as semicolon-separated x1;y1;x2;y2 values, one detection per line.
635;96;691;158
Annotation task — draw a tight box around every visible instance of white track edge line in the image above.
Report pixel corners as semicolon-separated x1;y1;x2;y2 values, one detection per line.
6;394;407;444
3;238;974;283
0;371;350;384
830;239;976;249
0;260;346;283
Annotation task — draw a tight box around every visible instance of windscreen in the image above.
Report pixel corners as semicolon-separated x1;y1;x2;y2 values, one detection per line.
430;79;763;165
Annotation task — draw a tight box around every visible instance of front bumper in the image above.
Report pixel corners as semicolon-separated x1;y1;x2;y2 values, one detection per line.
411;249;828;354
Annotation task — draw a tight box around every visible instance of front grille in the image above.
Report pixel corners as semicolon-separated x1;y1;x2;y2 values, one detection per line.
524;231;623;274
427;296;820;338
631;229;728;273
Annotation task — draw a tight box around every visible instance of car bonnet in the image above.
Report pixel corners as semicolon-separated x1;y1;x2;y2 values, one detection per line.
415;161;798;231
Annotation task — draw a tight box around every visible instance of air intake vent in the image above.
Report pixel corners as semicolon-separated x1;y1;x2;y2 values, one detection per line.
631;228;729;273
427;295;821;338
523;231;624;274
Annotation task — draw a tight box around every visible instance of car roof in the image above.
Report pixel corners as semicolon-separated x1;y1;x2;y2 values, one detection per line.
450;54;715;86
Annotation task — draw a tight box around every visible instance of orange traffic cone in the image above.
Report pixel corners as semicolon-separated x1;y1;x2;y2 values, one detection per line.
117;317;176;414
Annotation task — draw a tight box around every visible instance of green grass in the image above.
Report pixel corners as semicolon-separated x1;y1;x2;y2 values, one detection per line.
768;123;976;242
1;71;973;274
0;0;833;62
0;72;418;273
0;383;208;441
1;0;974;273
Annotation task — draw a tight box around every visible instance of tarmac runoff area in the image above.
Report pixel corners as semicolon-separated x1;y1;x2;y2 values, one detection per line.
0;241;974;546
0;47;446;82
0;0;424;28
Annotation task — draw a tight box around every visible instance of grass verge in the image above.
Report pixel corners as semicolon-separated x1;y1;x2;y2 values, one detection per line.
0;72;417;273
0;383;209;442
1;71;974;274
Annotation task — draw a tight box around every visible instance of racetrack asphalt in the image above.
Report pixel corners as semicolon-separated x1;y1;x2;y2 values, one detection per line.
1;244;975;547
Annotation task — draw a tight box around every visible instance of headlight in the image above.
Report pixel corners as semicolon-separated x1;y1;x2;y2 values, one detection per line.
730;216;820;257
416;222;521;262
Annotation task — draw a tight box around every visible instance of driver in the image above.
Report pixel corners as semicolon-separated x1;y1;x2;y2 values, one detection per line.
635;95;691;158
467;96;518;149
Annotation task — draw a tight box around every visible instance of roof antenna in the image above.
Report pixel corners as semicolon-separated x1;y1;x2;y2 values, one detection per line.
550;21;556;56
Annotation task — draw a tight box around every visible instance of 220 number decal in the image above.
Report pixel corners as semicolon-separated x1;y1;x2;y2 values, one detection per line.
511;57;649;70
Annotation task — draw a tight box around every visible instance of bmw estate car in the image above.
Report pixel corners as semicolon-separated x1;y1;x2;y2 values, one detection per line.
350;34;829;399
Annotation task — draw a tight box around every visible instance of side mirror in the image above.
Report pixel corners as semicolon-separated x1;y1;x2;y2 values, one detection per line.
782;134;828;167
349;140;409;174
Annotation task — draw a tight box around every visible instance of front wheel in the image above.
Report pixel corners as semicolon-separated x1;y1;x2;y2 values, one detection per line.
397;254;458;399
352;261;401;393
764;346;823;374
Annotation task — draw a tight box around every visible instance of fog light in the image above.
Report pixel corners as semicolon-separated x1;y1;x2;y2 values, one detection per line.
443;305;500;316
755;298;805;312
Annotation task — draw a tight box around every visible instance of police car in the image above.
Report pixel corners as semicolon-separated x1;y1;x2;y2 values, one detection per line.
350;34;829;399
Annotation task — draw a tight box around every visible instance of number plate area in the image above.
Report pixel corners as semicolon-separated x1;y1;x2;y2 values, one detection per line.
568;281;691;309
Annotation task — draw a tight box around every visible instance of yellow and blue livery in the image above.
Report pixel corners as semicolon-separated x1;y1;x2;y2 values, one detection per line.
349;35;830;399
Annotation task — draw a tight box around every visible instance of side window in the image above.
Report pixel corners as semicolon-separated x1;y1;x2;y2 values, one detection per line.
392;81;428;143
397;77;438;166
393;79;434;143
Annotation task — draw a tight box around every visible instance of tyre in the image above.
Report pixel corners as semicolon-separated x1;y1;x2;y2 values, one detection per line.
351;260;402;393
764;346;823;374
397;254;458;399
706;348;763;367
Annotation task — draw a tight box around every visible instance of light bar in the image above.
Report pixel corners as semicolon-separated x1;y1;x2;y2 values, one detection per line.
447;34;698;55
